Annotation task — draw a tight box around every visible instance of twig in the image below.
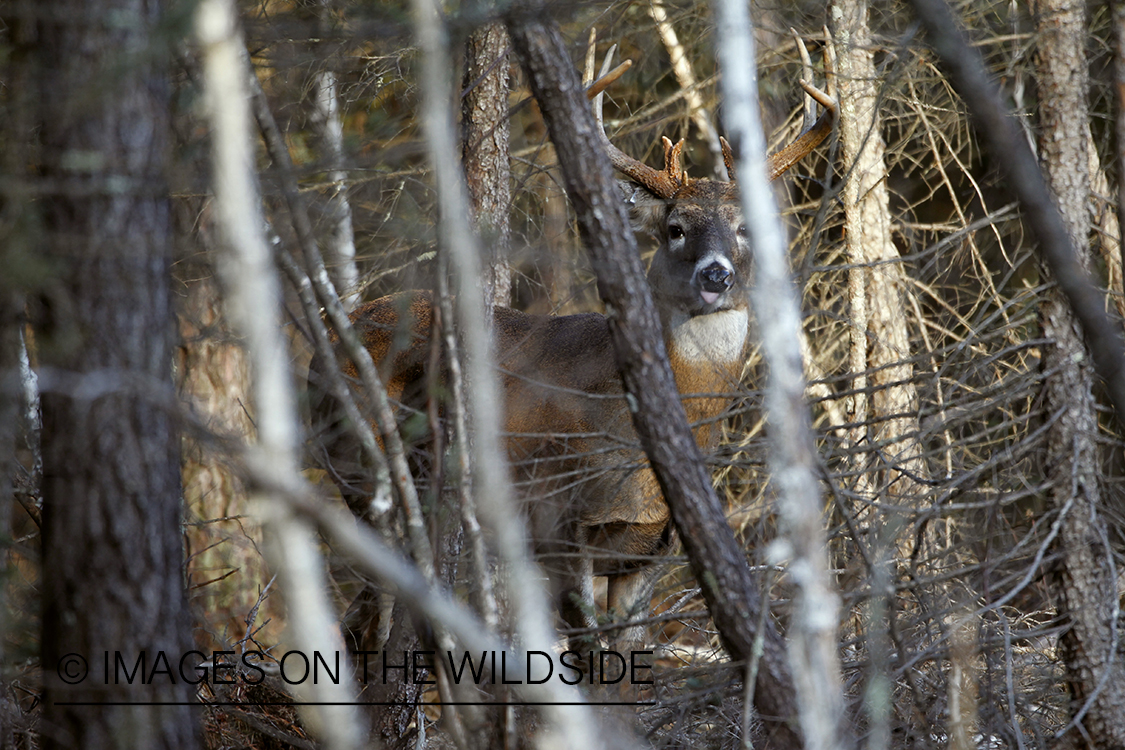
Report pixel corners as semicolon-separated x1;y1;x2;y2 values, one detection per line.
409;0;602;747
246;61;436;582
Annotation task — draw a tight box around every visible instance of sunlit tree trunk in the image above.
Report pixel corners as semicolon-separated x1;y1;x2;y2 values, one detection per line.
831;0;928;508
175;230;279;650
462;15;512;309
195;1;365;748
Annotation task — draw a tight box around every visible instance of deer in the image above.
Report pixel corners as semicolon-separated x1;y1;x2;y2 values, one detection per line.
308;36;836;653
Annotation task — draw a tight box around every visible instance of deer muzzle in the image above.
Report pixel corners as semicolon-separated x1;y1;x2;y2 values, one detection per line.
697;261;734;305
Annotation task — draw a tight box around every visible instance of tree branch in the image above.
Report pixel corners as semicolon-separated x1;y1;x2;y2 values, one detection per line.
504;6;804;747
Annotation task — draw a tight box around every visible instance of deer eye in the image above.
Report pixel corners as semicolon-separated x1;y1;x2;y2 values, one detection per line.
737;223;748;238
668;225;685;240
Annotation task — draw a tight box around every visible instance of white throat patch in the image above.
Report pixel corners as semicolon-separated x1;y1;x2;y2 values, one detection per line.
669;308;749;364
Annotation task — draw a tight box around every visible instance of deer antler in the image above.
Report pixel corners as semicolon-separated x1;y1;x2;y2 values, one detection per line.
761;29;837;182
585;59;631;101
592;32;836;192
592;45;687;199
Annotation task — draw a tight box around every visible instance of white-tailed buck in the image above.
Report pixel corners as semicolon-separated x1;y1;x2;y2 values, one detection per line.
310;38;836;650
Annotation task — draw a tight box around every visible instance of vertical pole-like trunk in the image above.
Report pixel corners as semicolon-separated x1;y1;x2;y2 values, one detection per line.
1035;1;1125;746
311;0;360;310
415;2;599;747
462;16;512;309
830;2;928;744
831;0;927;505
176;236;278;649
710;2;845;748
458;24;511;738
35;1;199;747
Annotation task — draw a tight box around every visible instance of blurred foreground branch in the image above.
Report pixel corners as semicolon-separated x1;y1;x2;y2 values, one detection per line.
504;5;807;747
712;2;846;749
408;0;602;747
194;2;361;748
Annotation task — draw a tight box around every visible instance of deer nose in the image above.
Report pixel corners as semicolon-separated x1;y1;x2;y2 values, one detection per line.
698;262;734;293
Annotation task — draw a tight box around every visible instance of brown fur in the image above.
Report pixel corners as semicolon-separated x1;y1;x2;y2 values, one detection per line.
310;183;751;648
311;81;834;645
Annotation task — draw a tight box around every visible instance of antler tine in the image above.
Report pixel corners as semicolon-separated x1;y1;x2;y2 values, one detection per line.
821;25;837;103
766;30;838;182
586;59;632;101
591;45;682;198
720;136;736;181
583;28;597;86
662;136;687;184
590;43;619;131
794;30;817;132
799;29;837;113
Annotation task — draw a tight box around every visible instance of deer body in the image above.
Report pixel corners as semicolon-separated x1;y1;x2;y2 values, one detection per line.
310;42;835;649
324;225;750;641
315;214;751;644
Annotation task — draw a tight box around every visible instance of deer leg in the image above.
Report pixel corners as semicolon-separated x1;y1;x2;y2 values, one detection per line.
605;563;664;652
532;508;598;652
555;522;597;653
600;520;675;652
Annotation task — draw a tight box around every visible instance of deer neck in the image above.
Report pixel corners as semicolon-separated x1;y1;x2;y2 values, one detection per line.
663;308;748;447
665;308;749;373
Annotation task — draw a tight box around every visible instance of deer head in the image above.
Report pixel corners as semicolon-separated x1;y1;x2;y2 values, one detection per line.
590;36;836;332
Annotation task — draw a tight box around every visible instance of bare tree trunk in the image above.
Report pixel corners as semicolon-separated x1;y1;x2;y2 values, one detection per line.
412;1;600;748
310;0;360;310
829;6;929;744
176;231;279;650
1034;1;1125;746
711;3;846;749
33;1;199;747
458;23;513;741
248;35;458;742
458;40;512;706
831;0;928;506
462;16;512;310
904;0;1125;737
505;7;811;748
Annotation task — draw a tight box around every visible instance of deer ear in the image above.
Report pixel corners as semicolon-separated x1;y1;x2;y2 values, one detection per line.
616;179;665;235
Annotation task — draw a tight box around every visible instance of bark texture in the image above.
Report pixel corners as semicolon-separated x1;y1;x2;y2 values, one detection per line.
176;235;278;650
462;18;513;308
1035;1;1125;746
34;1;198;747
831;0;927;504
